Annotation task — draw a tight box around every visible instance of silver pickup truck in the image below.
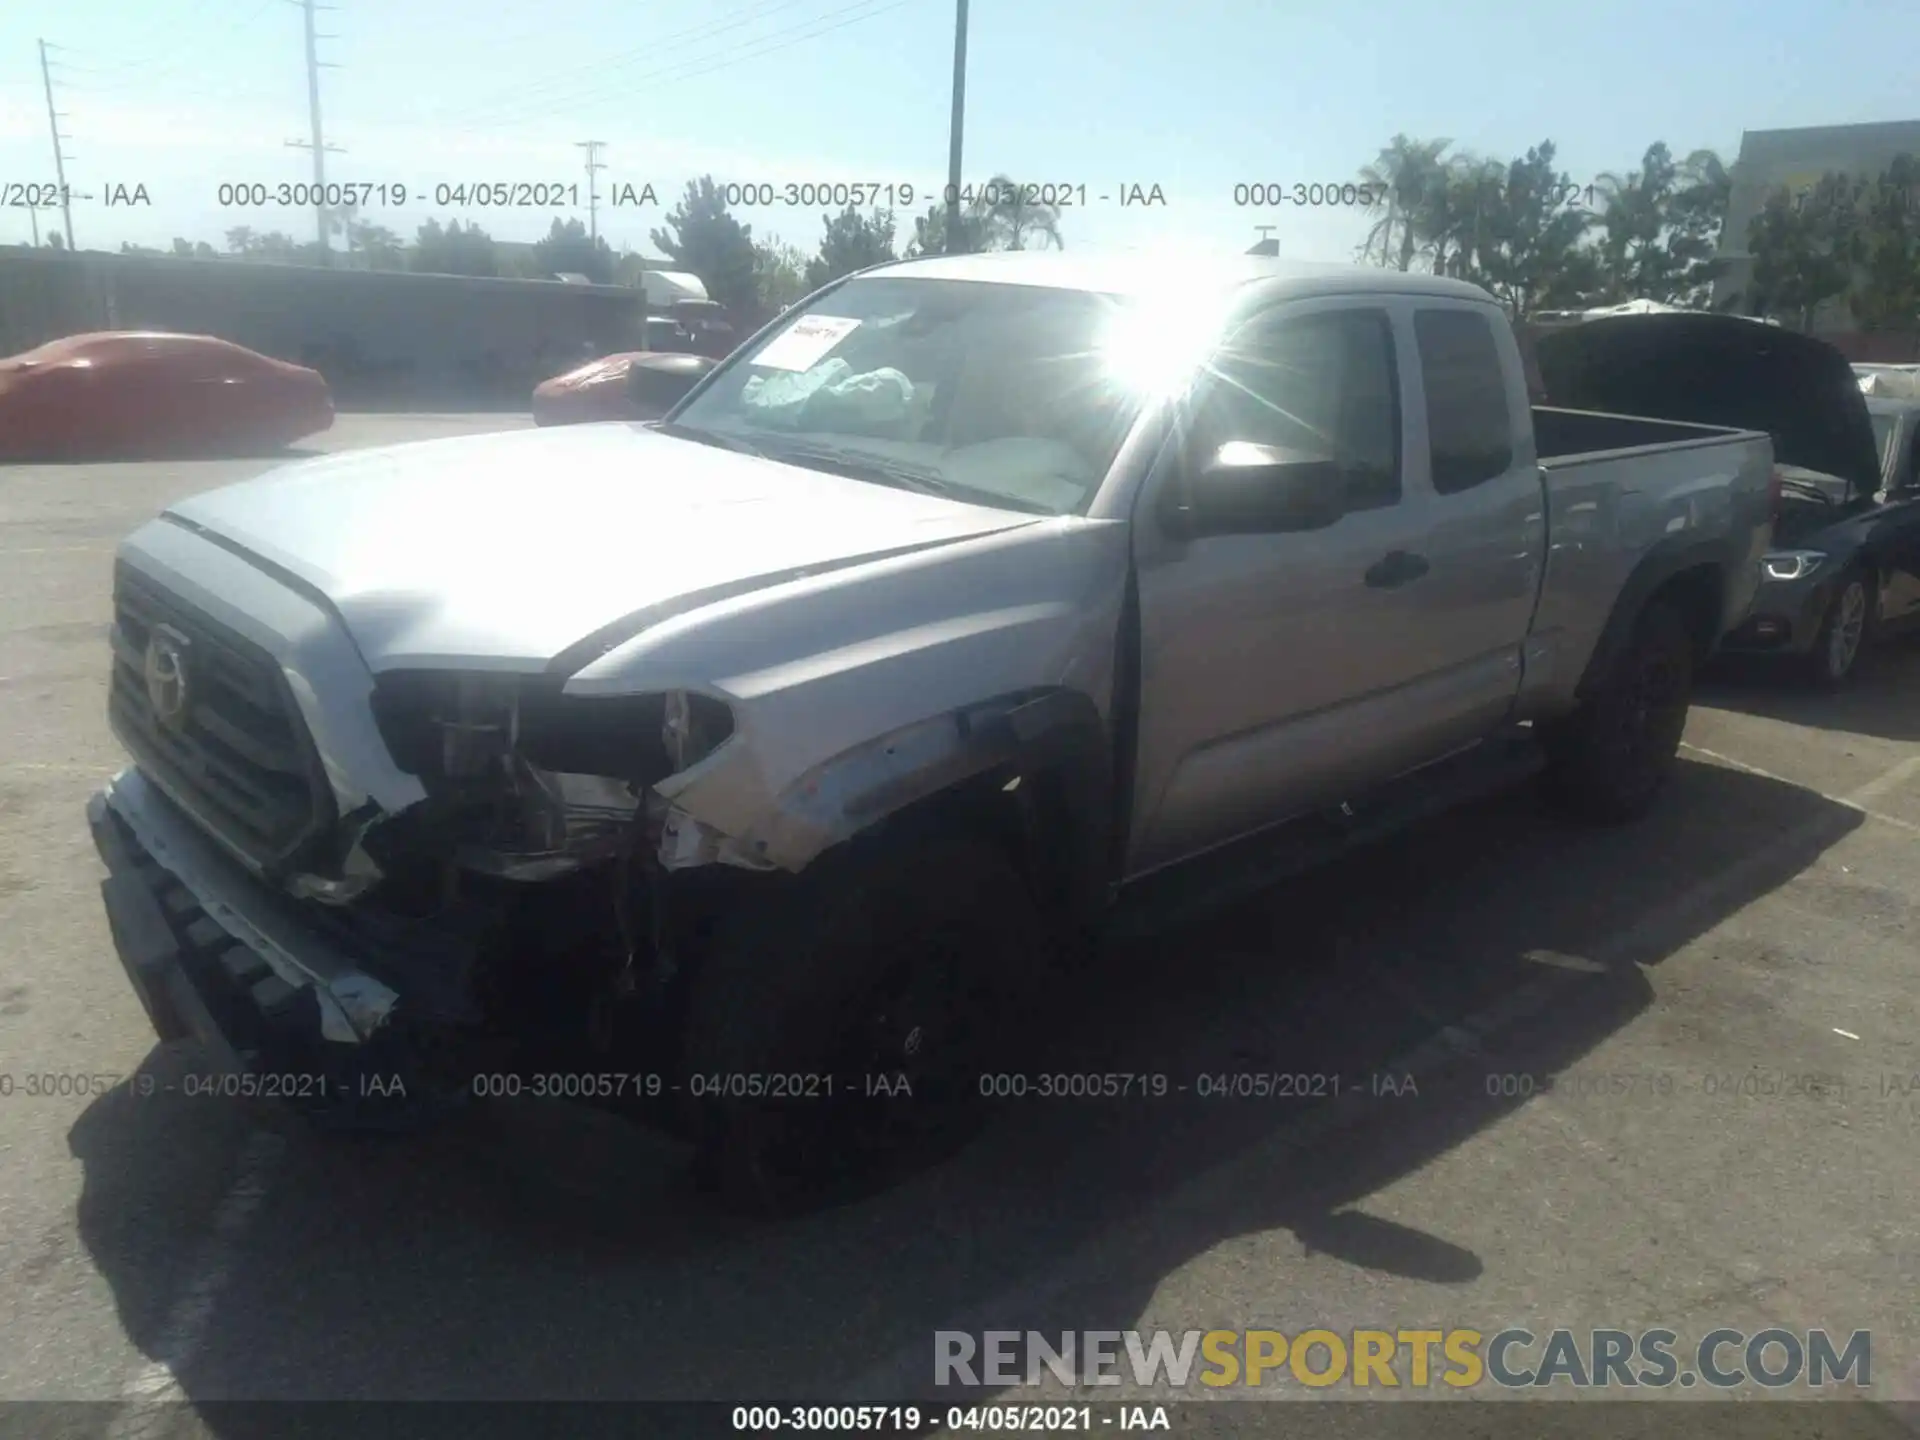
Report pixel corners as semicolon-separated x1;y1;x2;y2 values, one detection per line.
88;254;1775;1211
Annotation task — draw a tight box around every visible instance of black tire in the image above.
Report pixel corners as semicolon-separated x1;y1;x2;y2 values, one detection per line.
1801;564;1875;691
682;828;1044;1216
1543;599;1694;824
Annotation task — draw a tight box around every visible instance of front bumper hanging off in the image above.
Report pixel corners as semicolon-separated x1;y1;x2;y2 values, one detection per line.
88;767;458;1126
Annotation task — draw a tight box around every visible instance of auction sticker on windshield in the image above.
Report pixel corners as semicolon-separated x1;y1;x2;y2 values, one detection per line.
753;315;862;371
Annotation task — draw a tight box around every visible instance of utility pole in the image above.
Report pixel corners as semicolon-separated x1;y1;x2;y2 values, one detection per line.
285;0;343;263
38;39;77;250
577;140;608;245
943;0;969;255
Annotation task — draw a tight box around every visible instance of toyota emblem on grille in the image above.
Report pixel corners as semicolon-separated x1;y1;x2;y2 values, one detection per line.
143;626;192;729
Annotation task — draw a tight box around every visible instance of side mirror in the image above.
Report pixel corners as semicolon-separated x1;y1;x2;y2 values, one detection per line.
1173;442;1347;536
626;353;715;418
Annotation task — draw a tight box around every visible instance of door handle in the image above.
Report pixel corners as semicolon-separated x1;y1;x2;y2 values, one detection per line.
1365;550;1430;589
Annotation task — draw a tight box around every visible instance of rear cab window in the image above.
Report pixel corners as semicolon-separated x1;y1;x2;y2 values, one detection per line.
1413;308;1515;495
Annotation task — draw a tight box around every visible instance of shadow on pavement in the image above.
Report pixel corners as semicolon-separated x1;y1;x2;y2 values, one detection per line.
66;757;1864;1419
1703;630;1920;743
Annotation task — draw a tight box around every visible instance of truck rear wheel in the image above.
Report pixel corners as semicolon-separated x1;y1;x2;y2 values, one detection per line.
1543;599;1693;824
682;828;1044;1215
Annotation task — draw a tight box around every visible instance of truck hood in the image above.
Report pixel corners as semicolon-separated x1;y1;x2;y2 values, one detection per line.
1535;313;1884;502
162;423;1042;672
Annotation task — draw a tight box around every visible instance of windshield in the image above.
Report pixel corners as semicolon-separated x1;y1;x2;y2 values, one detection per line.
669;276;1154;516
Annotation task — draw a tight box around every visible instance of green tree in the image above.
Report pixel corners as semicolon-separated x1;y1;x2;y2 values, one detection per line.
1357;135;1455;270
171;237;217;258
1590;143;1730;306
412;218;497;277
1851;154;1920;331
1592;142;1680;300
1445;142;1599;316
970;174;1062;250
531;216;615;283
349;222;407;271
804;206;897;289
1418;155;1504;279
905;201;990;257
1665;148;1732;306
224;228;312;262
1745;173;1864;330
752;238;811;310
650;176;759;322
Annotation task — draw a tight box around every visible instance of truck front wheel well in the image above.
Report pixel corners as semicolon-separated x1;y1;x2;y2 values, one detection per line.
841;762;1091;925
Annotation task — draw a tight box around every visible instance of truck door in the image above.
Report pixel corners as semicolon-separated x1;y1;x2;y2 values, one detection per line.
1127;301;1439;877
1396;304;1546;751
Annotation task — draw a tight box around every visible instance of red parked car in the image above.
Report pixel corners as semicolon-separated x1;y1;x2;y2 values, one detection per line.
0;332;335;461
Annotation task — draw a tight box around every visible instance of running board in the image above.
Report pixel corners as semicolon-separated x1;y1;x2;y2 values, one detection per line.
1105;729;1545;943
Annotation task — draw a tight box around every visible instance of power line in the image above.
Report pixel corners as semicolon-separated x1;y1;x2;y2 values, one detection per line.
63;1;280;93
577;140;608;244
421;0;822;131
72;0;222;70
38;39;79;249
463;0;919;136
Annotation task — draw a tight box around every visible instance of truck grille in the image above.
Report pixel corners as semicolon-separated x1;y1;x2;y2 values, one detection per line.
108;563;333;871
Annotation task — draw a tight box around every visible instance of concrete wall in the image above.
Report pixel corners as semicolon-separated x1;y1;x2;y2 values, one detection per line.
1713;120;1920;332
0;247;649;407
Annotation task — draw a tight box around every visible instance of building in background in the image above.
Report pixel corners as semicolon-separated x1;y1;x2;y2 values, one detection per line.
1713;119;1920;332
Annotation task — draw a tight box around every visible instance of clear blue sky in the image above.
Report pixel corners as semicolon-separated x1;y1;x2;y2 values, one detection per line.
1;0;1916;263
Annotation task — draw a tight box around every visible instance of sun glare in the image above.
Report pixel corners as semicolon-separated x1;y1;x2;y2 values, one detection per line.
1099;299;1227;397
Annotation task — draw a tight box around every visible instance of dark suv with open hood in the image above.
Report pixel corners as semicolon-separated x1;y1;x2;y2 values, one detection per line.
1538;313;1920;688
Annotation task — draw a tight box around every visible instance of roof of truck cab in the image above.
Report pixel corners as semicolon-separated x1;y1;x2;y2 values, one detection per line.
865;250;1498;304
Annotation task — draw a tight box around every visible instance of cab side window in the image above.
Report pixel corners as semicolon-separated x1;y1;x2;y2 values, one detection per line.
1414;308;1514;495
1194;308;1402;512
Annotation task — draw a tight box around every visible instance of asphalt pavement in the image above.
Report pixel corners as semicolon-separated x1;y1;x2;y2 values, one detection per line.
1;414;1916;1438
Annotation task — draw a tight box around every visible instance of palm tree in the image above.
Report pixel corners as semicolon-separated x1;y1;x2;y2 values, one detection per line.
1359;136;1453;270
970;174;1063;251
1420;156;1504;280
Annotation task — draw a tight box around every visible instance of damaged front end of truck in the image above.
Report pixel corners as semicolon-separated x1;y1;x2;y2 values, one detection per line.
89;559;1100;1135
90;575;794;1131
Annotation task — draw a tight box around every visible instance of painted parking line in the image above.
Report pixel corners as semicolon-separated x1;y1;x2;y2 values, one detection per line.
1681;742;1920;836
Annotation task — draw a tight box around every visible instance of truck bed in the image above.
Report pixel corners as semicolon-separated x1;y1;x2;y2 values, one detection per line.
1521;405;1775;717
1533;405;1759;464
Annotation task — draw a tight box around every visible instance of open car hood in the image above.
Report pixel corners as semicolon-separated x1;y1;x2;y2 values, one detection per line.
1535;313;1883;502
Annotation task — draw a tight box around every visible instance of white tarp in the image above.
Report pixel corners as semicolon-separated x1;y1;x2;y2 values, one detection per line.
641;270;710;307
1858;368;1920;399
